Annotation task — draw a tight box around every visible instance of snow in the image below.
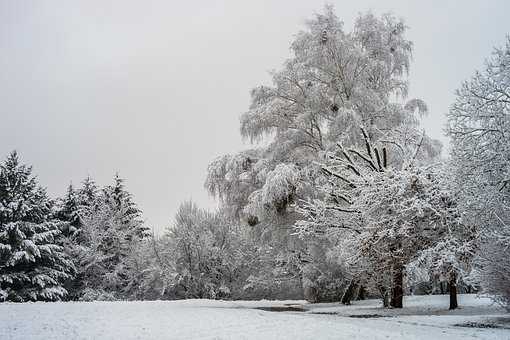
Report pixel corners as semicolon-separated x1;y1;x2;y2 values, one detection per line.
1;294;508;340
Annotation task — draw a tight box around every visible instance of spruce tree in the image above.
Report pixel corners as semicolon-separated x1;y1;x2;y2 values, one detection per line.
0;151;75;301
57;178;98;300
78;176;98;210
103;173;149;240
56;183;81;237
74;173;148;299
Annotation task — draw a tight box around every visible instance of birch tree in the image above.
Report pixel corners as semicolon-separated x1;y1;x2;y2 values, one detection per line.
206;6;440;300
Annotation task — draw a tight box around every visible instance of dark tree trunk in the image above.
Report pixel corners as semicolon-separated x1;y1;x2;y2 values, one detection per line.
341;279;358;305
390;265;403;308
448;273;458;310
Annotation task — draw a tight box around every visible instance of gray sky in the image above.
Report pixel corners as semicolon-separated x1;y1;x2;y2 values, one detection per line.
1;0;509;233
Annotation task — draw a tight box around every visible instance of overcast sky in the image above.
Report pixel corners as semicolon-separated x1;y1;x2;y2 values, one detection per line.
1;0;509;233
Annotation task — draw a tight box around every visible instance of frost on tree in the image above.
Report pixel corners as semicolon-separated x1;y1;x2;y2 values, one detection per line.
163;201;251;299
0;151;75;302
65;174;149;300
295;130;465;308
447;37;510;308
240;6;437;160
103;173;150;240
205;6;441;301
56;183;82;237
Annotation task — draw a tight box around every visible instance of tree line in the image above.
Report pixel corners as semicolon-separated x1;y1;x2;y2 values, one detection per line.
0;6;508;310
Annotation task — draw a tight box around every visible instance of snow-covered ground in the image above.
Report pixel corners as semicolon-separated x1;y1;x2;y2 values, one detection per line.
1;294;509;339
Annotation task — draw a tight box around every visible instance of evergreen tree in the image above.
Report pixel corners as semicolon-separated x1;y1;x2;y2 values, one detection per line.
72;173;149;299
103;173;149;240
58;176;99;243
57;177;99;300
0;151;75;301
78;176;99;210
56;183;81;237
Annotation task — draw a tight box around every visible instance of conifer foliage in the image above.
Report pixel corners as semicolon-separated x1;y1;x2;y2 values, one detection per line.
1;7;507;310
0;152;74;301
68;174;149;300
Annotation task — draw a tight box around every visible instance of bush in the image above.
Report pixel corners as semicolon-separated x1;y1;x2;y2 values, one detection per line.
79;288;118;302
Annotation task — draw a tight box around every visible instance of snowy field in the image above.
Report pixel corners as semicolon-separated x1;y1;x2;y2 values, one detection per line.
1;294;509;340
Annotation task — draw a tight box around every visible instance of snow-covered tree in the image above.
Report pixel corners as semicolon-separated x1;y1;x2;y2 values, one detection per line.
475;227;510;309
409;222;476;309
69;174;148;300
124;232;179;300
205;6;441;300
56;177;102;300
55;183;82;237
78;176;99;210
296;132;460;308
103;173;149;240
447;37;510;308
206;150;268;220
0;151;75;301
164;201;250;299
239;6;439;163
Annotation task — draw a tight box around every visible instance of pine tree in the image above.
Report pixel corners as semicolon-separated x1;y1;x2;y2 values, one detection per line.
57;177;99;240
56;183;81;236
72;173;149;299
0;151;75;301
78;176;98;209
57;177;99;300
103;173;149;240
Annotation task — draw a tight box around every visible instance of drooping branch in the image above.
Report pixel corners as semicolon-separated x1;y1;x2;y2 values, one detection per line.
324;205;359;213
361;128;373;159
321;167;356;188
348;149;378;171
331;192;353;205
374;148;383;172
327;224;362;234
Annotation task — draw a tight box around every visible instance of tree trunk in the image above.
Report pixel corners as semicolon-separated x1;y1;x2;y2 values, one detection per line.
467;284;472;294
448;273;458;310
356;285;366;300
383;293;390;307
341;279;358;305
304;286;318;303
380;286;390;308
390;265;403;308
